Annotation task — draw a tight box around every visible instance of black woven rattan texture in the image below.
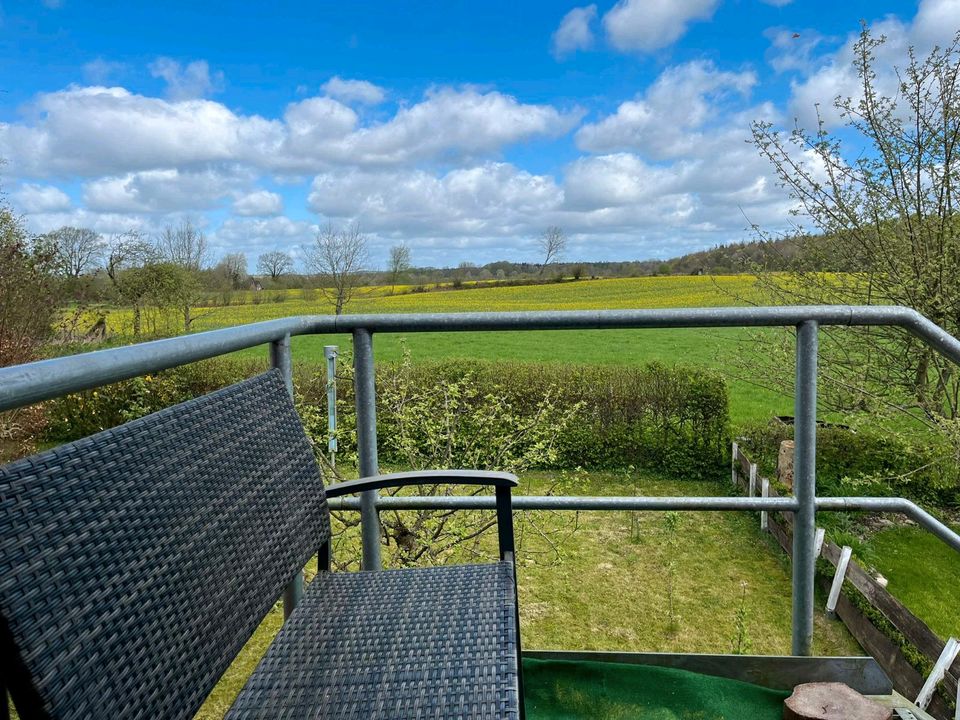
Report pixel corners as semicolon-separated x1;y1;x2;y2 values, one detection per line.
0;370;330;719
227;561;520;720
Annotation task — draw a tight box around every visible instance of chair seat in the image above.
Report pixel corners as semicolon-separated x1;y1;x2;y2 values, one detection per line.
227;561;521;720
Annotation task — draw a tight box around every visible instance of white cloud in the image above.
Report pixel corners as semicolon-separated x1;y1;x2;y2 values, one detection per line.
12;183;72;213
786;0;960;129
0;86;282;177
764;28;829;74
308;163;563;236
282;87;580;168
83;167;250;213
552;5;597;59
82;58;126;84
0;84;575;178
576;61;756;159
321;76;386;105
149;57;224;100
212;216;319;260
233;190;283;216
602;0;719;53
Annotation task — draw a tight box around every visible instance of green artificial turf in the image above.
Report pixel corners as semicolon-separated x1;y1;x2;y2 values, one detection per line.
522;658;789;720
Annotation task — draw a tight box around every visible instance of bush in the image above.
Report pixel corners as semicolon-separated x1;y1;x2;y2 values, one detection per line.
737;422;960;507
45;359;260;441
42;355;731;482
321;357;729;480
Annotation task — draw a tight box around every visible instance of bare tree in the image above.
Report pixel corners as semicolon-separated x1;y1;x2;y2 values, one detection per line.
105;231;157;290
42;227;105;278
157;221;209;271
257;250;293;281
387;243;412;291
537;226;567;274
304;224;368;315
215;252;248;289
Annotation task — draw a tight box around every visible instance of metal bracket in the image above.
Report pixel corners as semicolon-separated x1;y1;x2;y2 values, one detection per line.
915;636;959;711
825;545;853;618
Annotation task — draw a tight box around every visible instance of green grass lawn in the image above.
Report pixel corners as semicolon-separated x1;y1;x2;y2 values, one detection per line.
195;471;858;719
232;326;796;425
864;524;960;640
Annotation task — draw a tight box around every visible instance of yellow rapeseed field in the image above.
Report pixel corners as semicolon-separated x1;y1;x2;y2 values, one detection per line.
84;274;761;339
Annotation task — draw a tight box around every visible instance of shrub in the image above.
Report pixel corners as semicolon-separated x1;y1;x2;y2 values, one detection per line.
323;356;729;480
42;355;731;483
737;421;960;507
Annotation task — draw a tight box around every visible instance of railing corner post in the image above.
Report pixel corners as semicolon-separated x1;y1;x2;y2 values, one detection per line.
353;328;382;571
792;319;818;656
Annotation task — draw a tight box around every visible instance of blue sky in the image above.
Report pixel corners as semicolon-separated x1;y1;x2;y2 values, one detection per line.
0;0;954;268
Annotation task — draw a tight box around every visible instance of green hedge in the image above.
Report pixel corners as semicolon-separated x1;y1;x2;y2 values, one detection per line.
44;357;730;480
738;422;960;508
329;359;730;480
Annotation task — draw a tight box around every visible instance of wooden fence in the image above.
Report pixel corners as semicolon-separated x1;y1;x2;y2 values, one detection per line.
731;443;959;720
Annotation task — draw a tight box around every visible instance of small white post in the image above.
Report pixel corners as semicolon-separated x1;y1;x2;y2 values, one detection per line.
731;441;739;486
826;545;853;617
955;675;959;720
916;636;960;711
814;527;826;557
760;478;770;531
748;463;757;498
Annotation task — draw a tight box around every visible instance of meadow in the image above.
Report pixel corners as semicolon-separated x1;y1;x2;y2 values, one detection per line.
92;275;798;424
195;472;859;719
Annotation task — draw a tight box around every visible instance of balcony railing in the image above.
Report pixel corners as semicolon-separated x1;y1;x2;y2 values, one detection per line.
2;304;959;659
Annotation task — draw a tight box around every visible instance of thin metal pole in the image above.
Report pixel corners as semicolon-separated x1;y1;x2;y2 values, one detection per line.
324;345;338;467
271;334;304;619
792;320;818;656
353;328;382;571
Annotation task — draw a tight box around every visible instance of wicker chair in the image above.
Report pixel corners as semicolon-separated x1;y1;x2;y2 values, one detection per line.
0;370;523;719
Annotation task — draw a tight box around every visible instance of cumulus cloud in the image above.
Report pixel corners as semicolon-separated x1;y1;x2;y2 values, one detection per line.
552;5;597;59
83;167;251;213
0;85;576;178
12;183;72;213
233;190;283;216
149;57;224;100
576;61;756;158
321;76;386;104
602;0;719;53
212;216;319;259
786;0;960;129
764;28;830;74
308;163;563;236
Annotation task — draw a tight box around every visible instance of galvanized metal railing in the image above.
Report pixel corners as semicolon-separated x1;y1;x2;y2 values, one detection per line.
2;305;960;657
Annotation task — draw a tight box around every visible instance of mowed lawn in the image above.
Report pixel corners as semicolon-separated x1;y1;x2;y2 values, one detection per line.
196;472;859;719
163;275;796;425
87;275;808;423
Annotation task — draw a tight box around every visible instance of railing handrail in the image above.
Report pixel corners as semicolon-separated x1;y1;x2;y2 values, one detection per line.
4;302;960;658
3;304;960;412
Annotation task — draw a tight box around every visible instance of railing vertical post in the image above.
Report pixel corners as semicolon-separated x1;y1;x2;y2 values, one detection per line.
792;320;818;656
271;333;304;619
353;328;382;571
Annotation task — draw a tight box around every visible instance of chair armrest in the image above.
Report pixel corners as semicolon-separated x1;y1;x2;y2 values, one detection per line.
324;470;519;561
324;470;518;498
